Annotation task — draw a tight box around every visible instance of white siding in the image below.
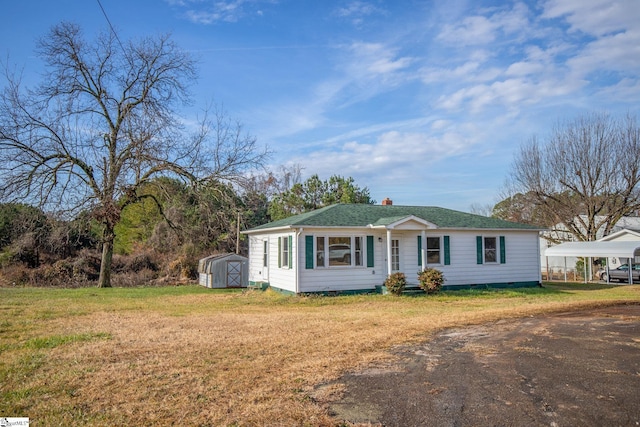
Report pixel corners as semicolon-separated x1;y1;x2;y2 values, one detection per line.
297;228;384;293
248;236;266;283
270;232;297;293
440;231;540;286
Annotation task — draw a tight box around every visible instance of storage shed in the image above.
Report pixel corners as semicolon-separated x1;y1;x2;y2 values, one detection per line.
198;253;248;288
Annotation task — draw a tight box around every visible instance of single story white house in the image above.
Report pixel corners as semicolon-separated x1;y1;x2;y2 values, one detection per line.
242;202;543;294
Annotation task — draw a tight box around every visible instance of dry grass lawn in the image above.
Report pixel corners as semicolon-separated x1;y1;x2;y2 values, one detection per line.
1;283;638;426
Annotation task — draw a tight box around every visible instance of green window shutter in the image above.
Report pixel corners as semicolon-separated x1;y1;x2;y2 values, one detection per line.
278;237;282;268
500;236;506;264
288;235;293;269
305;235;314;269
444;235;450;265
417;235;422;267
476;236;483;264
366;235;374;268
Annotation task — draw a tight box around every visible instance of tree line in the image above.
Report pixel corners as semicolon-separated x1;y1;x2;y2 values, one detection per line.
0;170;373;287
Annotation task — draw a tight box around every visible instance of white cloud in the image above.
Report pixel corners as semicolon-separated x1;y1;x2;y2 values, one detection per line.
333;1;384;26
542;0;638;36
568;30;640;77
505;61;546;77
345;42;414;79
593;78;640;104
170;0;276;24
437;75;586;113
289;125;477;185
420;0;640;114
437;3;531;46
250;41;416;141
438;15;498;45
420;59;502;85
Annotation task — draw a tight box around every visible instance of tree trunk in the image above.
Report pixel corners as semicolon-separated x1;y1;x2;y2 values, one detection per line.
97;226;115;288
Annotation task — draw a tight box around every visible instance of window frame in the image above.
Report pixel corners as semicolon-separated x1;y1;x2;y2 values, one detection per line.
483;236;498;263
281;236;289;268
263;239;268;268
426;236;441;265
316;236;326;267
313;235;369;269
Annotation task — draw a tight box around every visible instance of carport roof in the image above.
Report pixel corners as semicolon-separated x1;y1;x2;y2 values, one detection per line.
544;240;640;258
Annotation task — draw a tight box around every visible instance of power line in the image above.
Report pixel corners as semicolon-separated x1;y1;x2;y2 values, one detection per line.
96;0;126;53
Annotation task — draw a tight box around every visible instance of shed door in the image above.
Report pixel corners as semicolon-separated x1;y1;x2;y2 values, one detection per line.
226;261;243;287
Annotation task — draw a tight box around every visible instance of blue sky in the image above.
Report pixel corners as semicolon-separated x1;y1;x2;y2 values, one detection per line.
2;0;639;212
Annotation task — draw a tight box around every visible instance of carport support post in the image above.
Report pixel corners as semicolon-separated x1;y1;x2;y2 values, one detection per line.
585;257;589;284
546;257;550;281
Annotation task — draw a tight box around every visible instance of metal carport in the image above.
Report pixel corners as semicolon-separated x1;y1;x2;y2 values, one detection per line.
545;241;640;283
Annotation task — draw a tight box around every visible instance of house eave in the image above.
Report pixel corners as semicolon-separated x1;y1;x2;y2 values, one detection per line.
242;225;293;235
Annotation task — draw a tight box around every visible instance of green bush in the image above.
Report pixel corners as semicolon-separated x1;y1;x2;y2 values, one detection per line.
384;272;407;295
418;268;445;294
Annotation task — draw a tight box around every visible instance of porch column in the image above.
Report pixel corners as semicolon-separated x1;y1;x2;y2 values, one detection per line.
421;230;426;270
386;229;392;277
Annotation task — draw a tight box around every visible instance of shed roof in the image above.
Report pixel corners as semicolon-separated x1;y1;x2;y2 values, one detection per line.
544;241;640;258
244;203;542;233
198;253;248;274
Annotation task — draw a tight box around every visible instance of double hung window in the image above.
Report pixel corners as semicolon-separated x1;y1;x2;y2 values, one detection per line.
484;237;497;263
477;235;505;264
426;237;440;264
316;236;326;267
282;236;289;267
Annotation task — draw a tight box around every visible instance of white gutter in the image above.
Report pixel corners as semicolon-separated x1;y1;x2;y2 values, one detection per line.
242;225;293;235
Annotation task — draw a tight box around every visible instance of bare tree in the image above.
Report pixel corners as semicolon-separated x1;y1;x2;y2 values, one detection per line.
468;202;494;217
506;113;640;242
0;22;268;287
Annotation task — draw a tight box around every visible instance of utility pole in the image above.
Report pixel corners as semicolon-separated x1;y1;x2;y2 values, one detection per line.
236;211;241;254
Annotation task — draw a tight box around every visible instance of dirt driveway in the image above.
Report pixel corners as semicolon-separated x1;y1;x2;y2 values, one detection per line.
325;303;640;426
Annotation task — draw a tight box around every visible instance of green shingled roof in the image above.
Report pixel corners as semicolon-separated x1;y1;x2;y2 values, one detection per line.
245;204;540;232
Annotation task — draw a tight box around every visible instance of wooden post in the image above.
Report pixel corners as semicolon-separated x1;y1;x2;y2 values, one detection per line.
236;211;240;254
